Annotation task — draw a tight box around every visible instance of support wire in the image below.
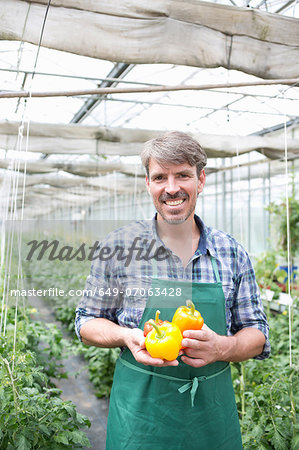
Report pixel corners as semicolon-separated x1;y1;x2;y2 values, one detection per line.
283;92;293;368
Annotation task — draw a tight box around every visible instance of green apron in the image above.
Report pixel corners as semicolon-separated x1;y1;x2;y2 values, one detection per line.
106;257;242;449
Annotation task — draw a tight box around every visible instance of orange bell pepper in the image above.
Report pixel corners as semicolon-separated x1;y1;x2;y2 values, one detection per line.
172;299;204;333
143;310;164;336
145;320;182;361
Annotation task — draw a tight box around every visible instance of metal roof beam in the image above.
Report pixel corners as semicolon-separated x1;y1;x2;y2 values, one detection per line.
275;0;297;13
251;117;299;135
70;63;134;124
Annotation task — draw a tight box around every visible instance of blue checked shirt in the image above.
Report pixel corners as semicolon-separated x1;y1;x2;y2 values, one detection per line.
75;215;270;359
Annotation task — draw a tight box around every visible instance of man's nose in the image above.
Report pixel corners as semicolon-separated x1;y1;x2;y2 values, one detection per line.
165;177;180;195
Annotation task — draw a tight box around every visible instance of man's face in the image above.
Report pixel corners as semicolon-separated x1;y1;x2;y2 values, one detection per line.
146;159;205;224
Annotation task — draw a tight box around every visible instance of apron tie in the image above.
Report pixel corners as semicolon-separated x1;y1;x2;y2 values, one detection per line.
178;375;206;407
119;357;230;408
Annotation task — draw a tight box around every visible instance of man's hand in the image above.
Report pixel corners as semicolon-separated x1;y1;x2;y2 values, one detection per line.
181;324;266;367
181;324;223;368
126;328;179;367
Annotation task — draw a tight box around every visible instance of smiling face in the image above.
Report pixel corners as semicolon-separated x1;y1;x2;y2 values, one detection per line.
146;159;206;224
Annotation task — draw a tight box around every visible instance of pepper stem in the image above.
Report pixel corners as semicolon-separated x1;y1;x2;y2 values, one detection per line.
148;319;164;338
155;310;161;323
186;299;195;315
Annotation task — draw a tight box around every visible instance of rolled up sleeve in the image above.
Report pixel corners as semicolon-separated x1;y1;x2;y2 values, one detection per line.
75;244;121;341
231;250;270;360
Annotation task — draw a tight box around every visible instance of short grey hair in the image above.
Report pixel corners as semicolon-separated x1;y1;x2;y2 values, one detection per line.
141;131;207;177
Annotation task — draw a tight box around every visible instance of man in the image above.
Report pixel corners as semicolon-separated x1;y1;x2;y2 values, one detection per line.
76;131;270;449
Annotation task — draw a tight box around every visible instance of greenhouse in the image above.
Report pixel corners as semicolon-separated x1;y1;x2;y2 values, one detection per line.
0;1;298;449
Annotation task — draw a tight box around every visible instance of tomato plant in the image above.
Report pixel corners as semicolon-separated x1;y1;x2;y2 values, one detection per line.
24;255;120;398
232;309;299;449
0;306;91;449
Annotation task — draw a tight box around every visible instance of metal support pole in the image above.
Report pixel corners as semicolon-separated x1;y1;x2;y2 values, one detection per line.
222;158;227;232
230;157;233;236
215;170;218;229
247;153;251;252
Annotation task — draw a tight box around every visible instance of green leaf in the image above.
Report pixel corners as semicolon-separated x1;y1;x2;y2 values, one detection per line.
15;433;31;450
39;423;52;437
251;424;264;441
291;434;299;450
54;432;69;445
272;429;287;450
24;374;33;387
23;387;39;396
76;412;90;426
68;430;90;446
63;403;76;418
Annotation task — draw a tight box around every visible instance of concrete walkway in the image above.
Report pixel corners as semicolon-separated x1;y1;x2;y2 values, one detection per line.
29;295;109;450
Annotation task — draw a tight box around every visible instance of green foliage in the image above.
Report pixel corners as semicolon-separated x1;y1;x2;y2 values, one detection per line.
266;195;299;258
232;310;299;450
254;251;283;299
0;306;91;449
25;255;119;398
81;346;120;398
253;250;299;304
246;191;299;449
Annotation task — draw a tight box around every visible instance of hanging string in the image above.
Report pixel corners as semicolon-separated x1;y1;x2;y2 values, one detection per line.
19;0;52;216
13;0;52;367
282;91;292;368
0;1;53;370
0;109;27;337
235;135;243;245
14;2;32;113
133;164;138;219
114;170;118;220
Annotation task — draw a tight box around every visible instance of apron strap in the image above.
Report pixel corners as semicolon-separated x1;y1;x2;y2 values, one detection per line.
210;256;221;283
119;356;230;407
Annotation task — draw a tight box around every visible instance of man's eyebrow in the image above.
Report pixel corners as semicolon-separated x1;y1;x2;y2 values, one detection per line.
150;168;194;178
177;169;194;175
150;170;164;179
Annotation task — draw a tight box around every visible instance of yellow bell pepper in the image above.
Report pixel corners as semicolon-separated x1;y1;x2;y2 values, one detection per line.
145;320;182;361
172;299;204;333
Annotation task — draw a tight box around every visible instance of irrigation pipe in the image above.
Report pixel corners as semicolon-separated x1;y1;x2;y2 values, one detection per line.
0;79;298;99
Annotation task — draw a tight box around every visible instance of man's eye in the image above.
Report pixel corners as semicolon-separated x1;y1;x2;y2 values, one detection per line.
154;175;163;181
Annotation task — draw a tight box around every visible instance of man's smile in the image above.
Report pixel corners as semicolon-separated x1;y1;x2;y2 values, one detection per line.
164;199;185;206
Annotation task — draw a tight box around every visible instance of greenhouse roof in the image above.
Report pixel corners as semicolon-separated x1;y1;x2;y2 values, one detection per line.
0;0;298;217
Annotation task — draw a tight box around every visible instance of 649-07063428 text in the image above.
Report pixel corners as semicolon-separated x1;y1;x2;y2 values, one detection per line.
10;287;183;298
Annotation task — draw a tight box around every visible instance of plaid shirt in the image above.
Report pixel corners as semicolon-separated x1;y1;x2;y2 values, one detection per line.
75;215;270;359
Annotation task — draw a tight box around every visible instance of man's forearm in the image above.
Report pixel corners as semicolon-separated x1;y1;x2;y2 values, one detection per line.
79;317;180;368
217;327;266;362
80;317;133;348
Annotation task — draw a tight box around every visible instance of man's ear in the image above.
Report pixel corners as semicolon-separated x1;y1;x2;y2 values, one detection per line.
145;175;151;194
198;169;206;194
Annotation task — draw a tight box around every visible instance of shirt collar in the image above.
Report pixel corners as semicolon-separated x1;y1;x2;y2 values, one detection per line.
194;215;207;255
151;214;167;251
195;215;218;258
151;213;217;258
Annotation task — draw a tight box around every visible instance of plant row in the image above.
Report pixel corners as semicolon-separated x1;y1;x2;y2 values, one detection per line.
0;304;91;449
24;257;119;398
23;246;298;449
